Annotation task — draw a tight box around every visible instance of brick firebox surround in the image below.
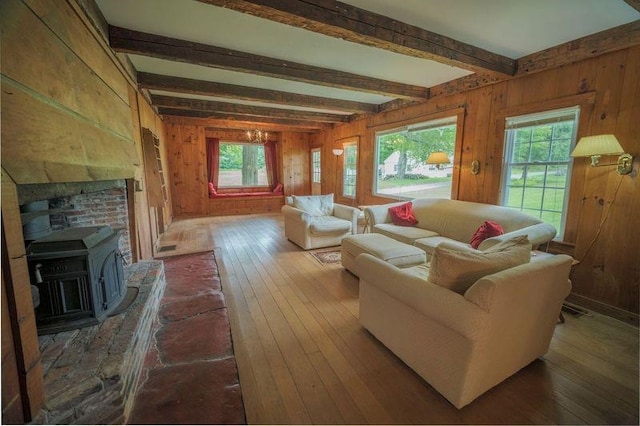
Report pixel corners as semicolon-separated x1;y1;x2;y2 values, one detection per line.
48;185;132;264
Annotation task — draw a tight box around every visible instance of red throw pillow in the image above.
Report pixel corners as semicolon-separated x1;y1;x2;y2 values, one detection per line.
470;220;504;249
388;202;419;227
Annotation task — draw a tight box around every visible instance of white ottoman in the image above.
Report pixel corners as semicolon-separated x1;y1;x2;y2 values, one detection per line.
341;233;426;277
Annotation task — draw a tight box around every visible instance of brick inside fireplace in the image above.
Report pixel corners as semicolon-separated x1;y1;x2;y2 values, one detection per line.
20;180;133;265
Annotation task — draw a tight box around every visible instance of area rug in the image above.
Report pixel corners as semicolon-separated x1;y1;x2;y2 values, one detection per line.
128;251;246;424
310;248;342;265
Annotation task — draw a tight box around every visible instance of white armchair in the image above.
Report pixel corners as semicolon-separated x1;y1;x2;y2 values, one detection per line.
282;194;360;250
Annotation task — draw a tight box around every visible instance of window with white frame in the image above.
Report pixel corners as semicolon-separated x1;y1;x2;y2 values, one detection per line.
374;116;457;199
312;149;321;184
342;143;357;198
501;106;580;239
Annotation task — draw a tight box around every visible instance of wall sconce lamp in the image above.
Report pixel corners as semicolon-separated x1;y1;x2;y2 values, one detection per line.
426;151;450;169
332;148;344;157
570;134;633;175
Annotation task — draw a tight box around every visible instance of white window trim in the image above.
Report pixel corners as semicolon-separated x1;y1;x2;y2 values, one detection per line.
500;106;580;240
311;148;321;184
373;115;458;200
342;141;358;199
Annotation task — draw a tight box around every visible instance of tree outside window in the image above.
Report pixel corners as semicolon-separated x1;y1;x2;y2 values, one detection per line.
374;117;457;199
218;142;268;187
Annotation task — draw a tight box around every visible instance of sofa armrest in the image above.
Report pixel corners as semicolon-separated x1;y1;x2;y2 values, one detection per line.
281;204;312;224
364;201;408;226
356;254;487;339
478;223;557;250
333;203;360;234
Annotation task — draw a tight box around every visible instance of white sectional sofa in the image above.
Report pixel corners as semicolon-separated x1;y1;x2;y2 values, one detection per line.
357;246;573;408
282;194;360;250
364;198;557;258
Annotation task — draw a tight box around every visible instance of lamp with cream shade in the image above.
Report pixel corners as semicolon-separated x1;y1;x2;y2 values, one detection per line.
426;151;450;169
570;134;633;174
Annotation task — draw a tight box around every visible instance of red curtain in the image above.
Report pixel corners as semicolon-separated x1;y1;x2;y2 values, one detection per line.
206;138;220;188
264;140;278;188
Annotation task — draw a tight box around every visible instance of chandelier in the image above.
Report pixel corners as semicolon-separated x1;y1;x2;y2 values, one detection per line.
246;129;268;144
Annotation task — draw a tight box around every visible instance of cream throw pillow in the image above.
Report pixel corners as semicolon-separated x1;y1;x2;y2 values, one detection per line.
482;234;531;253
292;194;334;216
428;238;531;294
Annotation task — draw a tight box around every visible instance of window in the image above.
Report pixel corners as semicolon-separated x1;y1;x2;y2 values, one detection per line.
342;143;357;198
218;142;268;187
312;149;321;184
374;116;457;199
501;106;579;239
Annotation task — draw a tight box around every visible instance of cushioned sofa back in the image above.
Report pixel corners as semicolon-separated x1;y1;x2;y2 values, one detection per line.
411;198;543;243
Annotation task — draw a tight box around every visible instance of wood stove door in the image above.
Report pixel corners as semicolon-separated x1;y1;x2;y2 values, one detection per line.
36;275;93;323
98;249;124;312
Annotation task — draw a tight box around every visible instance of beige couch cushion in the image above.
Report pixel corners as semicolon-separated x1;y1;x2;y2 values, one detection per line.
308;216;351;235
414;236;473;257
428;238;531;294
373;223;438;245
410;198;544;243
292;194;334;216
481;235;531;252
342;233;426;267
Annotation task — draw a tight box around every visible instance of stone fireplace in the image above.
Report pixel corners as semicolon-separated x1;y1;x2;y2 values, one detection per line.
18;180;134;335
14;179;168;423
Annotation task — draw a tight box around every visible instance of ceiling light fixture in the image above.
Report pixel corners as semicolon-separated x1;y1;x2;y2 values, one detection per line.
246;129;268;144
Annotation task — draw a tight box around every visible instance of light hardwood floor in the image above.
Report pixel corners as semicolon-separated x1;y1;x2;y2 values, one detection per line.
157;214;639;425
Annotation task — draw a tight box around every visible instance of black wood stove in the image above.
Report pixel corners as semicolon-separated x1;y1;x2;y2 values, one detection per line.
27;226;125;335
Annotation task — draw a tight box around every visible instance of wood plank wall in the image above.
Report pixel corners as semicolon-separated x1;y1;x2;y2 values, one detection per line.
1;0;138;183
319;47;639;322
164;117;312;217
1;0;170;418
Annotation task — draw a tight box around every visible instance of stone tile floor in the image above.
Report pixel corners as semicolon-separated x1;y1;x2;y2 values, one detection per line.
128;251;246;425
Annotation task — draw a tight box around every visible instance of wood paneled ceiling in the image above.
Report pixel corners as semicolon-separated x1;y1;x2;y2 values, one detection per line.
95;0;640;132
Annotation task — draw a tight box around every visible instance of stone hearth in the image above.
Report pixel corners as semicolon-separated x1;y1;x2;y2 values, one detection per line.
33;260;166;424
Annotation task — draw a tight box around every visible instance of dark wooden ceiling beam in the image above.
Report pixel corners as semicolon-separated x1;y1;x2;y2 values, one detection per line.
624;0;640;13
109;25;428;100
163;115;321;132
157;107;330;129
516;19;640;75
430;20;640;99
150;94;350;123
137;72;377;114
199;0;515;76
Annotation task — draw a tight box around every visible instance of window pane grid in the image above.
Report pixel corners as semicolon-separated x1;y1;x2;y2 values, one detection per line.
501;107;579;239
343;145;357;198
312;151;321;183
